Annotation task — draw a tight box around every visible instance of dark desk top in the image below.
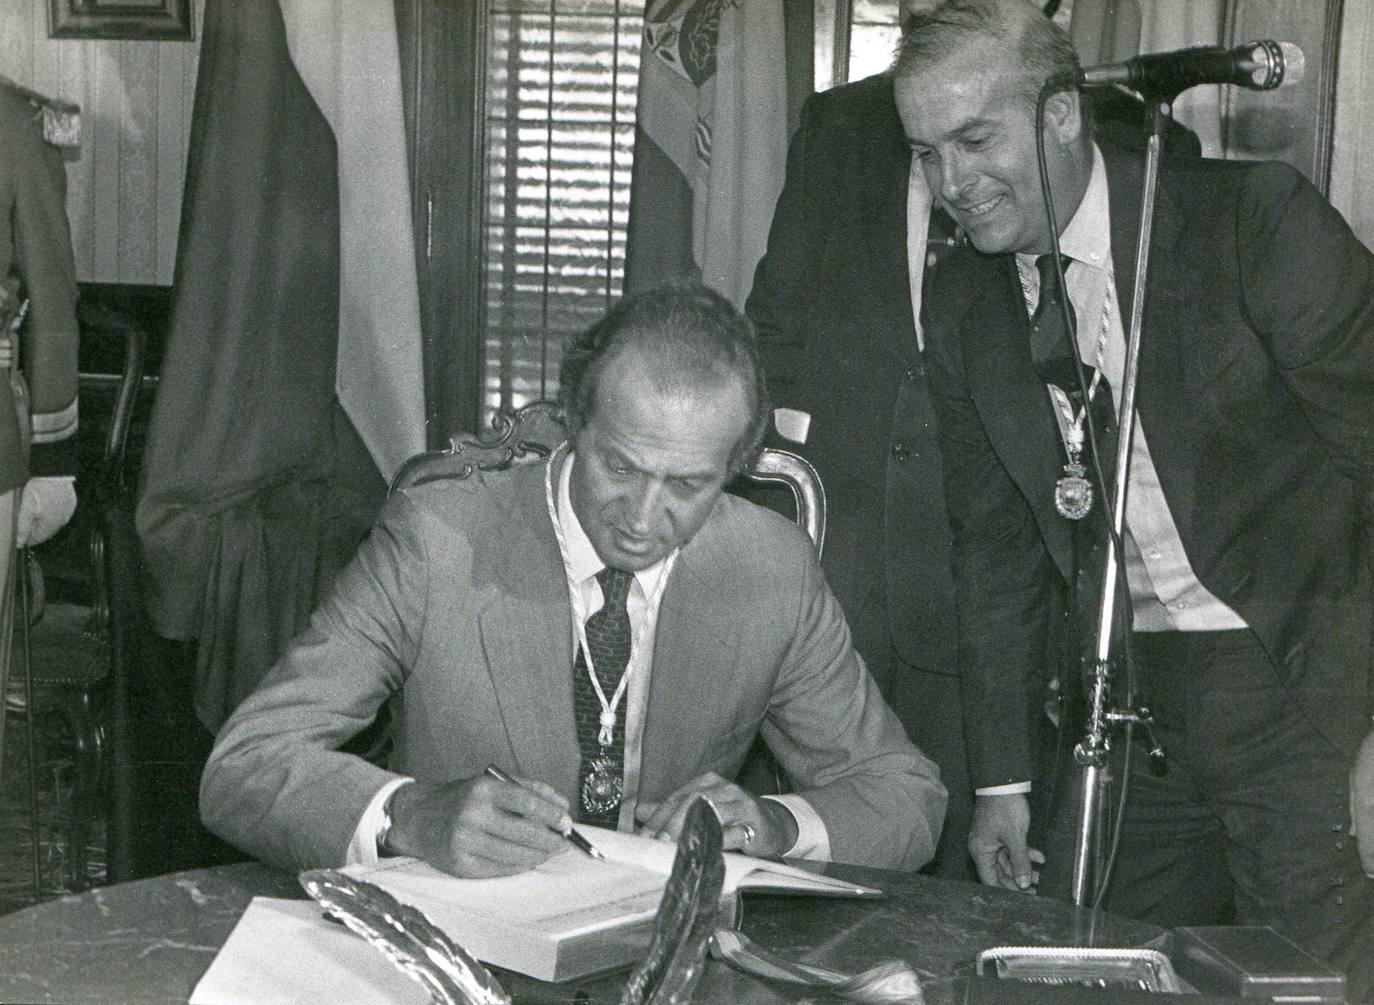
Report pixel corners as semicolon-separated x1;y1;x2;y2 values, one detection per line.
0;861;1164;1004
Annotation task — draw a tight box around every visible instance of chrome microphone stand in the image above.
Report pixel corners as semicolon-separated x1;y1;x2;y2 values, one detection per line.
1066;96;1173;908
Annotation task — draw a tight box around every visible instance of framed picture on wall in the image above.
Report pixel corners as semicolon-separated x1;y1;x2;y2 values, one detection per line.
48;0;194;41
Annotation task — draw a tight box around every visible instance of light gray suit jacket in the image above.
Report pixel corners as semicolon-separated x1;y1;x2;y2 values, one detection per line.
200;458;946;871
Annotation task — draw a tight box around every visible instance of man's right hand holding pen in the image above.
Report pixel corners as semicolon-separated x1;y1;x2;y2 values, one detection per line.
380;768;581;879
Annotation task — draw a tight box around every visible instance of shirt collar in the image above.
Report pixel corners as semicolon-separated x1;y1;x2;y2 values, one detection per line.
556;450;674;592
1019;143;1111;271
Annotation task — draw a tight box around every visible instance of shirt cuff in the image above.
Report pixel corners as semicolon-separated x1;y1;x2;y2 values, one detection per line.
763;793;830;861
345;777;413;865
975;781;1032;797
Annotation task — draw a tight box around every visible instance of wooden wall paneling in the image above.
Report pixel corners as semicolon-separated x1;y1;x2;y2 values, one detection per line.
91;42;123;279
27;0;62;123
155;38;188;281
0;0;199;285
58;39;95;280
1331;0;1374;249
0;1;29;73
450;2;489;438
1222;0;1345;193
117;40;158;283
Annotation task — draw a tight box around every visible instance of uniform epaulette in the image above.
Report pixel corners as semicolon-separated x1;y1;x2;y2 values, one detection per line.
0;73;80;150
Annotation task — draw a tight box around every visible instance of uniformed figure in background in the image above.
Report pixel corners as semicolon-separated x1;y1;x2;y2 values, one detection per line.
0;77;81;646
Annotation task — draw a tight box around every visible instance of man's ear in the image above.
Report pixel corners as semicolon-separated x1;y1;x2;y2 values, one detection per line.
1042;87;1083;146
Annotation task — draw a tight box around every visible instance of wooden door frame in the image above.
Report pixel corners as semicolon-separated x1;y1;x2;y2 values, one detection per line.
396;0;489;445
1223;0;1345;195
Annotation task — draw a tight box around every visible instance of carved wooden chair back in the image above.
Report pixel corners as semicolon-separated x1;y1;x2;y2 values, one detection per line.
389;399;826;557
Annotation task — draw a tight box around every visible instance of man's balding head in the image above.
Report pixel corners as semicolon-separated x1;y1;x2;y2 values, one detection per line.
559;282;769;481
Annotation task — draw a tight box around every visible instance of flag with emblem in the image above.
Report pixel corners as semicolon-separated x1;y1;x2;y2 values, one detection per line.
625;0;788;308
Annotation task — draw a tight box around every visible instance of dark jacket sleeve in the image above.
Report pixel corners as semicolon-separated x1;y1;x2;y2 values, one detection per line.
921;262;1063;789
745;91;837;409
1230;162;1374;715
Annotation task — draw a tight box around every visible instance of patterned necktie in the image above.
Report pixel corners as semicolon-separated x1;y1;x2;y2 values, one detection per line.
572;566;634;826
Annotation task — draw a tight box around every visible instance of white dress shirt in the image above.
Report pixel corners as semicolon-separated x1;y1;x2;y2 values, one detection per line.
906;159;935;351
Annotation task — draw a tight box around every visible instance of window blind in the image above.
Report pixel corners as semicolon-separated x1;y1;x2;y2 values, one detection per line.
483;1;645;426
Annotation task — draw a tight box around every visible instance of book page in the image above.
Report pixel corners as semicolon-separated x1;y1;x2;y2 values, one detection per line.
347;852;666;937
572;825;883;898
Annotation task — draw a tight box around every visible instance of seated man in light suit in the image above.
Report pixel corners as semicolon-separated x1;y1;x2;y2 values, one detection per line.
201;282;946;877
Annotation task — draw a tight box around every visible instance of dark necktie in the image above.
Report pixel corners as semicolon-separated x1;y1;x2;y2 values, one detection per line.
1029;253;1080;391
572;566;633;826
1027;253;1116;476
1025;259;1124;693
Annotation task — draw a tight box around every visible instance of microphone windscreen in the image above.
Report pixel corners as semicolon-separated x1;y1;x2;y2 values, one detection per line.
1277;41;1305;86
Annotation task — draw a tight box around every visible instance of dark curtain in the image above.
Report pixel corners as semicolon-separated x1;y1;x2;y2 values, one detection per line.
134;0;384;734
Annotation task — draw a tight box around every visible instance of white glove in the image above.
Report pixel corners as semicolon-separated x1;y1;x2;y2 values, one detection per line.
16;476;77;547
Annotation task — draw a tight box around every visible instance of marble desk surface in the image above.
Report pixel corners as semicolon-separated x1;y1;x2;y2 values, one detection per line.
0;860;1164;1004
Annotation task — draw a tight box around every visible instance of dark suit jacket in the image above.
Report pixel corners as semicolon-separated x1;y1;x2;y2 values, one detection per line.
924;140;1374;790
200;457;947;872
745;73;1202;675
746;72;956;673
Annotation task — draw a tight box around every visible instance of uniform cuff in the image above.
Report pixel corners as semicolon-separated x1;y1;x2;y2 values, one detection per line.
975;781;1032;796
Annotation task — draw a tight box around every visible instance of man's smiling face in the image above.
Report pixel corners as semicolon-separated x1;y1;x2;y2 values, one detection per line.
895;35;1084;256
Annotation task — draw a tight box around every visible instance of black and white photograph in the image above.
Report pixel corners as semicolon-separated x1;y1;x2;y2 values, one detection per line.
0;0;1369;1001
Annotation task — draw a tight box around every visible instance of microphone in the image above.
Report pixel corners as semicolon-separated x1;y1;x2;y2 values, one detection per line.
1077;40;1304;97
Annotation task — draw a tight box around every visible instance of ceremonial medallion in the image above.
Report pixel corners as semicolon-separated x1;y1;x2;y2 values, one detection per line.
1055;461;1093;520
582;756;623;815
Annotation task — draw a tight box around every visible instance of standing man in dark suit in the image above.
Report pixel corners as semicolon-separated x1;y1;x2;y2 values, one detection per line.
901;0;1374;995
746;65;969;879
745;3;1197;880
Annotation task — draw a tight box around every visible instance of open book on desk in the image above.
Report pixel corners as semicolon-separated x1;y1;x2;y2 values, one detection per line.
338;824;882;983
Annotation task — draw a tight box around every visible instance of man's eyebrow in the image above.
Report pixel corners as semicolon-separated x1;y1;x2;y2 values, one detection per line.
604;442;718;483
907;116;994;150
953;116;996;137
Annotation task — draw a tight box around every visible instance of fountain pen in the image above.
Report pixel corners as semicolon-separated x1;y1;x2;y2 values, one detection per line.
483;764;605;860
